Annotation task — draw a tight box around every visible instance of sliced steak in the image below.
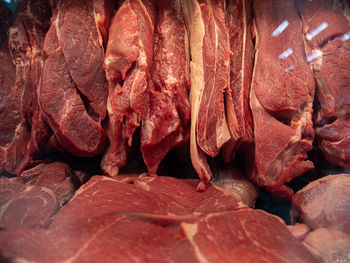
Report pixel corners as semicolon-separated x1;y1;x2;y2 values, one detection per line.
182;0;231;190
20;162;77;206
297;0;350;169
141;0;191;176
180;209;319;263
40;0;108;157
249;0;315;198
1;0;53;175
223;0;254;161
292;173;350;235
303;228;350;263
0;177;58;229
102;0;156;176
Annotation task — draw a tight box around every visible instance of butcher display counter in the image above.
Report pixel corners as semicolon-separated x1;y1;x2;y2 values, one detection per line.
0;0;349;262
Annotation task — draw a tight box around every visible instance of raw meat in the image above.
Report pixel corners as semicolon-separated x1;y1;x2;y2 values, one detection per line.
211;162;259;207
180;209;319;262
249;0;315;198
292;173;350;235
141;0;191;176
182;0;231;190
0;177;58;229
303;228;350;263
50;175;244;228
297;0;350;169
223;0;254;160
0;215;199;263
102;0;156;176
40;0;108;157
20;162;77;206
286;223;310;241
1;0;52;175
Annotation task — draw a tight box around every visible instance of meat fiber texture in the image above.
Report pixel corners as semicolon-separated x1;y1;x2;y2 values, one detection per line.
1;0;53;175
102;0;156;176
249;0;315;199
297;0;350;169
222;0;254;162
40;0;109;157
0;175;319;263
141;0;191;176
182;0;231;191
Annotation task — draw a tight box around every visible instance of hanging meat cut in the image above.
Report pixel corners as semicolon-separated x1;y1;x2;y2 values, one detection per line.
223;0;254;161
249;0;315;198
297;0;350;169
1;0;53;175
182;0;231;190
40;0;109;157
141;0;191;176
102;0;156;176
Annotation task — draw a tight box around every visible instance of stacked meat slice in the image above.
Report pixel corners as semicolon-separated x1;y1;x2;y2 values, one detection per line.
297;0;350;169
249;0;315;198
182;0;231;190
223;0;254;161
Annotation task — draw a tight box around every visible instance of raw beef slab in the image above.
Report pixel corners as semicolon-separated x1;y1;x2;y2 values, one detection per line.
0;216;198;263
40;0;109;157
102;0;156;176
1;0;53;175
249;0;315;198
182;0;231;190
303;228;350;263
0;175;245;262
297;0;350;169
292;173;350;235
0;176;58;229
180;209;319;263
141;0;191;176
20;161;78;206
223;0;254;161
